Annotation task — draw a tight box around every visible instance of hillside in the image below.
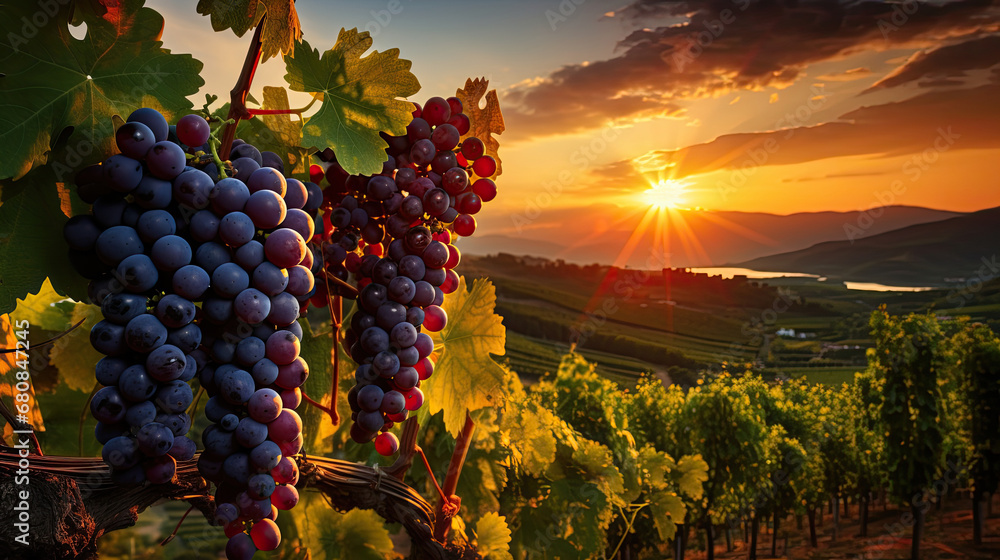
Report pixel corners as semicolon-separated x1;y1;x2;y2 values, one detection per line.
739;207;1000;286
466;206;960;267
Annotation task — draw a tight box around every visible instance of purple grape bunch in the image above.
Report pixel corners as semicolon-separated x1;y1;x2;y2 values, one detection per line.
67;107;317;558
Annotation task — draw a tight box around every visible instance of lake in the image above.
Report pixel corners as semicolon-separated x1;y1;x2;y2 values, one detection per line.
690;267;934;292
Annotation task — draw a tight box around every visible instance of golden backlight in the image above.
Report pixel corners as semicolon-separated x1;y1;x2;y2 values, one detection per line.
643;179;689;209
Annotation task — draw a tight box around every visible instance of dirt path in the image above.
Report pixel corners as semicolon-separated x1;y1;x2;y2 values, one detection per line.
681;493;1000;560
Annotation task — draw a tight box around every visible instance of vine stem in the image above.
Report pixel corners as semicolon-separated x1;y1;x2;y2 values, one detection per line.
78;382;100;456
433;412;476;541
416;446;451;504
609;504;647;560
159;504;195;545
246;95;318;117
219;14;267;159
385;416;420;480
324;278;342;427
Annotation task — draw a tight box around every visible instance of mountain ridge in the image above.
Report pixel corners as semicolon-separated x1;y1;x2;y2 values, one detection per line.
736;206;1000;286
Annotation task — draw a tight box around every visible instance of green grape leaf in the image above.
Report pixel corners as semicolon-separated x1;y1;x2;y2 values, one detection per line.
49;303;103;392
284;33;420;176
0;169;89;315
196;0;301;60
475;512;513;560
456;78;505;177
423;277;507;436
0;0;204;180
648;490;686;541
9;278;74;333
674;454;709;499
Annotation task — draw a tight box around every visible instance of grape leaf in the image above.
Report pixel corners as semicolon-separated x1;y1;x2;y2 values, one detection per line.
674;454;709;499
49;303;103;393
423;278;507;436
303;498;395;560
0;316;46;436
0;315;19;377
456;78;506;177
297;318;341;453
502;400;560;476
0;168;89;315
0;0;204;180
573;438;627;502
475;512;513;560
284;33;420;176
238;86;310;176
195;0;301;60
9;278;74;333
648;491;686;541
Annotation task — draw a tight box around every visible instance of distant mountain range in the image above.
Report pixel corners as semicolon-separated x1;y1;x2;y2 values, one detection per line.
737;206;1000;287
462;206;961;269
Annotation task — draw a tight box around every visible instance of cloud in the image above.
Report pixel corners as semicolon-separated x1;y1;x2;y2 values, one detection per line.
593;80;1000;179
817;67;872;81
503;0;1000;139
864;34;1000;91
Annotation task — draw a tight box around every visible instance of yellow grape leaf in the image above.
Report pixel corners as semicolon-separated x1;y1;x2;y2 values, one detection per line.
260;86;310;175
303;496;395;560
502;400;559;476
49;303;103;392
675;454;709;499
196;0;301;60
475;512;513;560
424;277;507;436
0;315;46;437
0;315;19;377
573;438;626;501
9;278;74;333
456;78;506;177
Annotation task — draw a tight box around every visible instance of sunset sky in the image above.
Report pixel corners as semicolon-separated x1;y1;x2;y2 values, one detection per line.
149;0;1000;265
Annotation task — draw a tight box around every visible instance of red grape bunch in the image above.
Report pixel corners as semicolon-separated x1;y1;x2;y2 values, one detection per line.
307;96;499;455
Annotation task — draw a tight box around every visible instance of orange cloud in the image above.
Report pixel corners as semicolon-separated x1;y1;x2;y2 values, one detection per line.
503;0;1000;140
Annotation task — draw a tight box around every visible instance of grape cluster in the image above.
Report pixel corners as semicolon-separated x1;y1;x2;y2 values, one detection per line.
67;107;317;559
309;96;498;454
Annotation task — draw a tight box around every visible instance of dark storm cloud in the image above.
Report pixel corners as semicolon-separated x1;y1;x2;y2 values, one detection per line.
865;34;1000;91
503;0;1000;139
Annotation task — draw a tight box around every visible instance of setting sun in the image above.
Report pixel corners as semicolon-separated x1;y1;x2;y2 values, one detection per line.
643;179;690;209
